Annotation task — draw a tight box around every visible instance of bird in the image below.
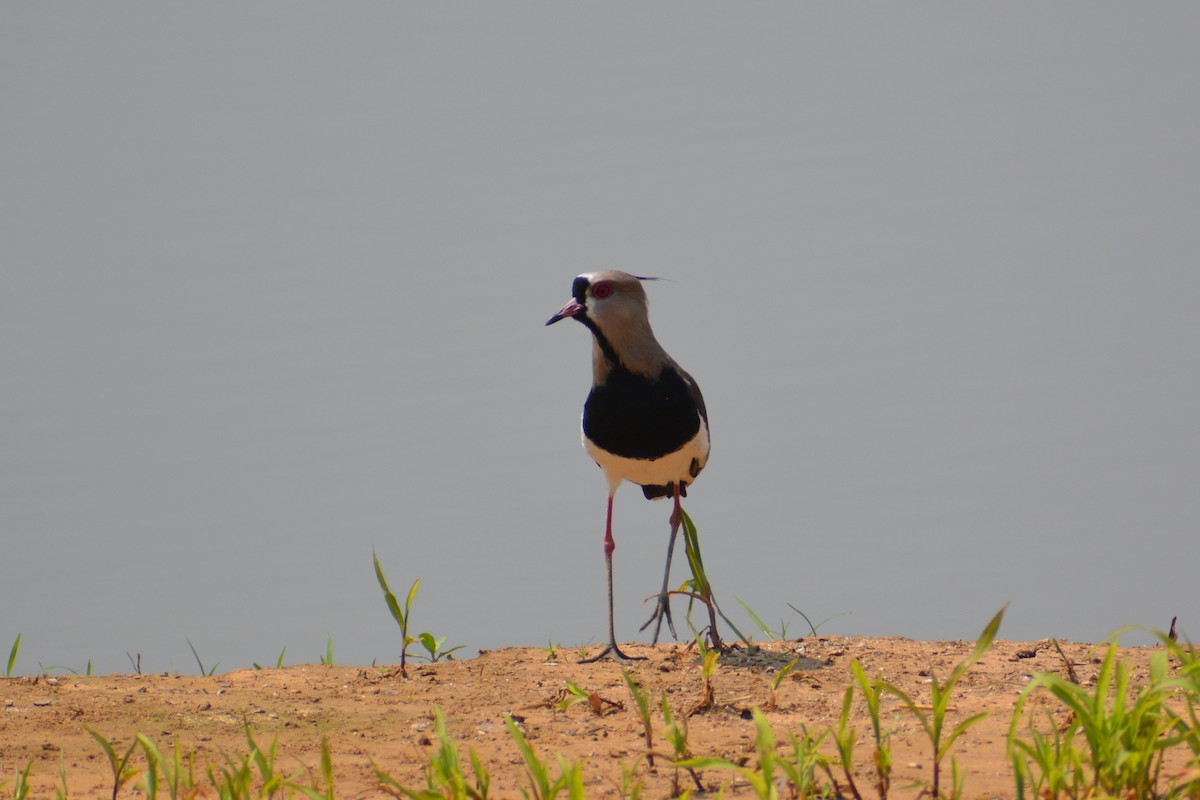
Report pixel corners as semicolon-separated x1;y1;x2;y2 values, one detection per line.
546;271;710;662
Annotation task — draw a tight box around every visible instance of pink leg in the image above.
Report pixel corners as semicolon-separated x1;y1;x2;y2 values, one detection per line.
604;494;615;555
581;491;644;663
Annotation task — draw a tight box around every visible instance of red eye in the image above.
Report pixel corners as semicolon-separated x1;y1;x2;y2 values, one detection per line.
592;282;612;299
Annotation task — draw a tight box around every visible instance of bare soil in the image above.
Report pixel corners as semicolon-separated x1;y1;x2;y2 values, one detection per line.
0;637;1174;798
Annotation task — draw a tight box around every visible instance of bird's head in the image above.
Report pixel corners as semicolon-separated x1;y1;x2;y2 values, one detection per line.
545;271;652;330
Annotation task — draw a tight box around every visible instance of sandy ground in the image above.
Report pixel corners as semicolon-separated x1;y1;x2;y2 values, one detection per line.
0;636;1180;798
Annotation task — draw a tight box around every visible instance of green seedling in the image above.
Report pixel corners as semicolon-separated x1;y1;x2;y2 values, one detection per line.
555;759;585;800
788;604;849;637
374;551;419;677
253;647;287;670
145;725;326;799
681;710;838;799
781;725;837;800
833;682;865;800
207;721;307;798
764;654;801;711
688;718;836;799
37;660;93;676
553;681;592;713
504;713;585;800
674;507;754;651
621;668;655;767
208;754;253;797
616;759;644;800
136;735;161;799
659;692;703;795
136;734;198;800
377;706;490;799
738;599;847;643
86;728;139;800
1008;708;1081;800
186;637;219;676
245;721;290;794
880;605;1004;800
850;659;892;800
321;633;336;666
738;598;778;640
467;743;493;800
1009;630;1196;800
1161;632;1200;793
506;714;551;799
5;632;20;678
289;738;337;800
551;680;623;716
682;707;777;799
416;632;465;663
689;633;719;715
947;757;966;800
240;722;306;795
5;760;32;800
54;749;69;800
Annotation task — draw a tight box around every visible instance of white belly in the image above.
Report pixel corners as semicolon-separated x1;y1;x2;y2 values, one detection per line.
584;421;709;494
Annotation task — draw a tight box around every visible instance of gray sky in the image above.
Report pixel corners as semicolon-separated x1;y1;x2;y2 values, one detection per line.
3;4;1198;674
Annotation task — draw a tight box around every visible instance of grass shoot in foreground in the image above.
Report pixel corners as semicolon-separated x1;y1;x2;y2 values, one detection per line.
5;632;20;678
1009;629;1200;800
672;507;756;652
880;605;1005;800
373;551;462;679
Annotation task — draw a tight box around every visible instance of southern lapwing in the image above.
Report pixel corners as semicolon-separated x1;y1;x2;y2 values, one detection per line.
546;271;710;662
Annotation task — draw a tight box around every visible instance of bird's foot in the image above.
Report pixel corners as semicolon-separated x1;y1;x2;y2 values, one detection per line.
639;592;677;644
578;642;646;663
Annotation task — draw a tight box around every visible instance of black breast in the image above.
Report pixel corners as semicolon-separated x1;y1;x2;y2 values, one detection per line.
583;364;702;459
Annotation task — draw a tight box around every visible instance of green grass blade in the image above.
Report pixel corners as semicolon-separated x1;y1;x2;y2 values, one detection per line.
185;637;217;677
940;711;990;759
505;713;551;799
468;745;491;800
10;760;33;800
85;727;139;798
405;578;421;619
621;668;651;721
678;508;710;596
319;738;334;798
736;598;773;639
786;606;853;637
750;708;777;795
418;632;442;660
85;727;119;771
135;734;160;797
374;550;408;628
287;738;337;800
965;606;1005;666
6;632;20;678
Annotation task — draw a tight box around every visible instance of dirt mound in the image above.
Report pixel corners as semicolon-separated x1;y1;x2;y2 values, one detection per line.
0;637;1165;797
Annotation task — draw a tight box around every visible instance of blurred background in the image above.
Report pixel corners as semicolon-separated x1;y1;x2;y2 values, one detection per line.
3;4;1197;674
